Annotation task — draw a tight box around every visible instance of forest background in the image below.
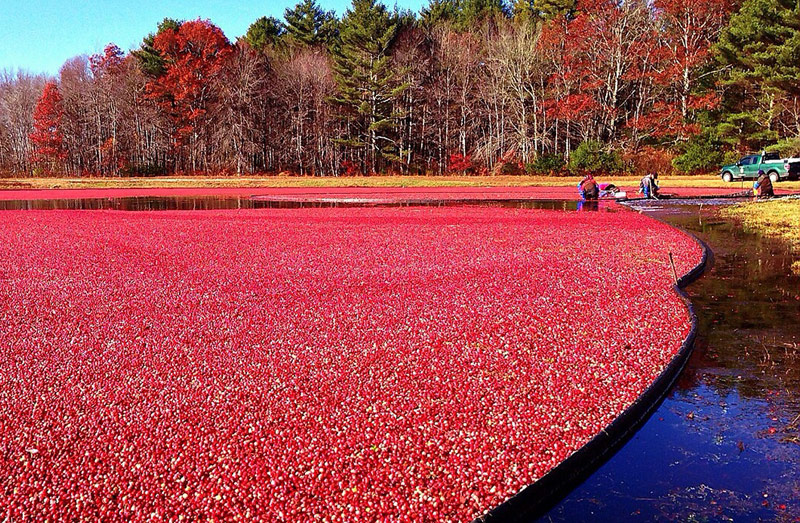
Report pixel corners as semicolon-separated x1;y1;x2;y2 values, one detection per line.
2;0;799;178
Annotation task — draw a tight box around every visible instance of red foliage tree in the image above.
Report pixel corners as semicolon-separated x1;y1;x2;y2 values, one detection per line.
145;19;233;166
29;81;66;171
448;152;475;174
655;0;735;131
90;44;125;78
539;12;607;150
540;0;728;148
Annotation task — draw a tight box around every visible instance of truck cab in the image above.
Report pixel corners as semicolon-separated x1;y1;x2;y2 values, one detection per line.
721;152;800;183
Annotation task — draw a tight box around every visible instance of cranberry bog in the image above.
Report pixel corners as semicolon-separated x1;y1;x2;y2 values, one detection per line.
0;197;706;520
2;184;796;205
545;202;800;520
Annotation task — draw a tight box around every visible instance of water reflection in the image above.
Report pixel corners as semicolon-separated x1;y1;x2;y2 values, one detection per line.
542;206;800;521
577;200;600;212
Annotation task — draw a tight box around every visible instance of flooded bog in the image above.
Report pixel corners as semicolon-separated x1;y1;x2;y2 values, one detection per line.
0;195;616;212
544;205;800;520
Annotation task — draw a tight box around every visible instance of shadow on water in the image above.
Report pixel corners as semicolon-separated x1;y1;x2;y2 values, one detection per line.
0;196;623;212
542;205;800;521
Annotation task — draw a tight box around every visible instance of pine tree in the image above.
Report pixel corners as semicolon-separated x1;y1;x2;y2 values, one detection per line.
332;0;407;173
245;16;285;52
135;18;182;76
395;7;418;29
714;0;800;150
511;0;537;26
457;0;507;30
420;0;460;27
511;0;576;26
284;0;339;47
535;0;577;20
29;81;66;172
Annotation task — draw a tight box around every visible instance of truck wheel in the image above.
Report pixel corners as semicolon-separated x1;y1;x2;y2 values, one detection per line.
768;171;779;183
722;171;733;183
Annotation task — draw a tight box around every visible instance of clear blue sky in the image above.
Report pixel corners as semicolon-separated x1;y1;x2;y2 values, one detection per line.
1;0;427;76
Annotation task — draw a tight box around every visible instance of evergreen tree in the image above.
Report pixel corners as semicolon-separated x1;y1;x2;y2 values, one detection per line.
536;0;577;20
714;0;800;150
420;0;460;27
135;18;181;76
333;0;407;172
511;0;538;26
245;16;285;52
284;0;339;47
394;7;418;29
456;0;507;30
511;0;576;25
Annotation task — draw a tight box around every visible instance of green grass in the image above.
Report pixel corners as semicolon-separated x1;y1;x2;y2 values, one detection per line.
721;198;800;273
721;199;800;247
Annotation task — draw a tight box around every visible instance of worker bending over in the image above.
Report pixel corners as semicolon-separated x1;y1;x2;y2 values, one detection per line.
578;174;599;200
639;172;660;199
754;170;775;198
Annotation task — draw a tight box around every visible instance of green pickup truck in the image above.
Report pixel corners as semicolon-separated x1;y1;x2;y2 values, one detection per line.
721;152;800;183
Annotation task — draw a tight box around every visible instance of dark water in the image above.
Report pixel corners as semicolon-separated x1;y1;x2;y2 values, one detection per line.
542;205;800;521
0;196;611;212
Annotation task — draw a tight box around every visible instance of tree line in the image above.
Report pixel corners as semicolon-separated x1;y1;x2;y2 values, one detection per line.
1;0;798;177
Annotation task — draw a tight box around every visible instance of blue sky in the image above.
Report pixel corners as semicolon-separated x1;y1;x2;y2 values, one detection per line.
1;0;427;76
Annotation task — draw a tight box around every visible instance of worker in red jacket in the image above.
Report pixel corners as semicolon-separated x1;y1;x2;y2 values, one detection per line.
578;174;599;200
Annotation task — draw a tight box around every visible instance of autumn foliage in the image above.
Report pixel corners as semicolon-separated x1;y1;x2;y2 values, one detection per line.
0;0;761;177
448;152;474;174
145;20;233;161
28;81;66;169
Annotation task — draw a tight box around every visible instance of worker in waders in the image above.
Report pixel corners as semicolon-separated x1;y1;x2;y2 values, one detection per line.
754;169;774;198
639;172;660;199
578;174;599;200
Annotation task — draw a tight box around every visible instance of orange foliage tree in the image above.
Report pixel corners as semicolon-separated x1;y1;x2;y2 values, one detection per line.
29;81;66;173
145;19;233;171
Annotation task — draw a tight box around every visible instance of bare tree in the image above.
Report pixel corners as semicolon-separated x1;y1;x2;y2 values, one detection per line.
215;43;271;175
59;56;94;175
0;70;47;175
390;26;433;174
429;27;484;173
275;46;338;175
485;22;547;164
